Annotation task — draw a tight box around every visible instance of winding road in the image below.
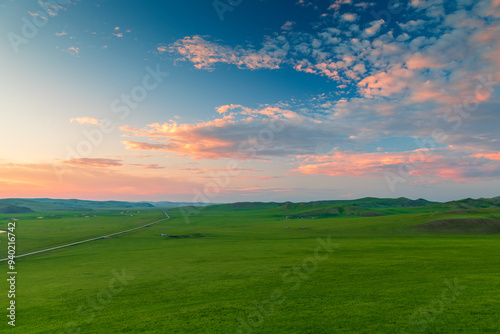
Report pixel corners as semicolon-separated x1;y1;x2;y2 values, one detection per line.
1;210;170;262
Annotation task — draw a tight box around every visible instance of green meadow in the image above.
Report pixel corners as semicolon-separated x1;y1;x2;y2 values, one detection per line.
1;202;500;333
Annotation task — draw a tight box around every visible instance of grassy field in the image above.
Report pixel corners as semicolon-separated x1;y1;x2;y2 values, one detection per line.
1;205;499;333
0;209;164;255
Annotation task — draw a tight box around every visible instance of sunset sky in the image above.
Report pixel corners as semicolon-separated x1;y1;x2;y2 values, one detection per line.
1;0;499;202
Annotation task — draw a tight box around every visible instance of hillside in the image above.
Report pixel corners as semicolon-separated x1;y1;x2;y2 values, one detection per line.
187;196;500;219
414;217;500;234
0;201;33;214
433;197;500;211
3;196;498;215
151;201;214;209
31;198;155;210
186;197;439;218
0;198;155;211
304;197;438;208
1;198;87;212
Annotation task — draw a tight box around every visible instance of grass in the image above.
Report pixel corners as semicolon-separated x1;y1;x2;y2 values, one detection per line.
0;209;164;254
0;206;499;333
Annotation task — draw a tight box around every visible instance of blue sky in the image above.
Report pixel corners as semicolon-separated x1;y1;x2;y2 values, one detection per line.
1;0;499;202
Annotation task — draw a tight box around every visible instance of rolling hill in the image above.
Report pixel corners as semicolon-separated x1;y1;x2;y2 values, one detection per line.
30;198;155;210
0;198;86;212
433;197;500;211
2;196;499;216
0;201;33;214
151;201;214;209
181;196;500;220
0;198;154;211
192;197;441;218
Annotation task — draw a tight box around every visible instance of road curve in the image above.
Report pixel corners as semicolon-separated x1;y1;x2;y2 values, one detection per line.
1;210;170;262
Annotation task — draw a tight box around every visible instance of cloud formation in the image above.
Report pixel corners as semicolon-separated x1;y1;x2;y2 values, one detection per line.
0;162;197;200
150;0;500;185
121;104;349;159
295;146;500;183
70;117;102;126
63;158;122;167
166;35;290;70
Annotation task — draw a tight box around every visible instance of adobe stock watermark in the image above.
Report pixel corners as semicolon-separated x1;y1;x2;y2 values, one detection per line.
52;65;169;182
231;235;340;334
385;74;498;192
7;0;74;54
401;278;467;333
59;268;135;334
213;0;243;22
179;116;295;224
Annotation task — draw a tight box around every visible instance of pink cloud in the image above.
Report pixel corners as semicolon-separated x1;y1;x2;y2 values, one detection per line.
120;104;312;160
294;147;500;183
130;164;165;170
295;150;413;177
328;0;352;11
175;167;257;175
62;46;79;56
410;81;460;104
406;53;443;69
70;117;101;125
281;21;295;31
358;66;412;97
168;35;288;70
341;13;358;22
258;176;280;180
362;19;384;38
64;158;122;168
0;162;197;200
473;152;500;160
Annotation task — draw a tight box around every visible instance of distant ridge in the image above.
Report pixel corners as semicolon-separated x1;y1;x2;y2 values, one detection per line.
1;196;499;214
438;197;500;210
0;198;155;212
151;201;213;209
188;196;500;219
0;201;33;214
0;198;213;212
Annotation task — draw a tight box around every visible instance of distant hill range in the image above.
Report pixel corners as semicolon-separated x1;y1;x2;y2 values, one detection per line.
195;196;500;218
0;201;34;214
0;198;213;212
150;201;213;209
0;198;155;212
0;196;498;214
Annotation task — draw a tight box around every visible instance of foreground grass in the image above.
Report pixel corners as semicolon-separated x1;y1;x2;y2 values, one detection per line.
1;208;499;333
0;209;164;255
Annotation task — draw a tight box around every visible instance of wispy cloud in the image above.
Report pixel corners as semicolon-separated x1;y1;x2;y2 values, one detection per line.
258;176;281;180
166;35;289;70
70;117;101;125
340;13;358;22
61;46;79;56
120;104;348;160
64;158;122;168
281;21;295;31
294;147;500;182
145;0;500;187
130;164;165;170
0;162;198;200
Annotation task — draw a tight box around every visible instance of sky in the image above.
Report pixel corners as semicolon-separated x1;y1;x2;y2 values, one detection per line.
0;0;499;203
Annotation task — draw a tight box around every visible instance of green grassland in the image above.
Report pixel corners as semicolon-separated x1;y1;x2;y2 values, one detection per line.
1;199;499;333
0;209;163;255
